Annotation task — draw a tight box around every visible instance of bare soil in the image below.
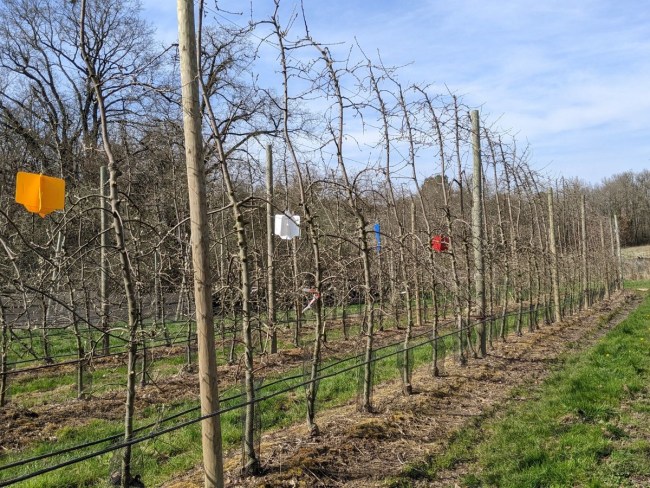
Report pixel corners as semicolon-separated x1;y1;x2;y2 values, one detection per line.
163;290;639;488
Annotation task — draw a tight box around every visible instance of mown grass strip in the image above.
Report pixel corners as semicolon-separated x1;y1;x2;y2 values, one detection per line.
390;284;650;488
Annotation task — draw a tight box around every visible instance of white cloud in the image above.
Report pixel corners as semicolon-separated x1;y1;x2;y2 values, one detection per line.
145;0;650;183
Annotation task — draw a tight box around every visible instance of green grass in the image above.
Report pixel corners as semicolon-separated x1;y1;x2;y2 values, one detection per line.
6;299;376;370
390;282;650;488
624;278;650;290
7;319;199;366
5;303;443;407
8;353;190;407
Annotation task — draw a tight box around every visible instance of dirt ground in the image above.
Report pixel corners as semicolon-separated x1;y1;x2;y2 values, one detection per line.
163;290;639;488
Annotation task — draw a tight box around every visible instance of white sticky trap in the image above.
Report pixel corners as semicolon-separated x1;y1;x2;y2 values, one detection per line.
274;214;300;239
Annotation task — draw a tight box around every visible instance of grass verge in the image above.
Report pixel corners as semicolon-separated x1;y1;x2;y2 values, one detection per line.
389;283;650;488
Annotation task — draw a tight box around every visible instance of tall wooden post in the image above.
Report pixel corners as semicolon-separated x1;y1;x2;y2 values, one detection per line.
176;1;224;486
600;220;610;299
266;145;277;353
547;188;561;322
613;214;623;290
581;195;588;309
471;110;486;357
100;165;110;355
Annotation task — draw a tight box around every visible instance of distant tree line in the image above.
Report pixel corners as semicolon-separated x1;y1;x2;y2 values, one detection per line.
590;170;650;247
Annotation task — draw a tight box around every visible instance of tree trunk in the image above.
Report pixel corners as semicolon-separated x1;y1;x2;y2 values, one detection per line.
100;165;110;355
416;89;466;365
548;188;562;323
79;3;141;484
0;297;8;407
265;145;277;354
470;110;486;357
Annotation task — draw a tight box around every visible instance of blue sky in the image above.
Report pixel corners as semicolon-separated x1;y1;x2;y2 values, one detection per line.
143;0;650;184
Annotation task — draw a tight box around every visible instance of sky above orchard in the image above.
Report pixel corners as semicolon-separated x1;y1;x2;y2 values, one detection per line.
142;0;650;184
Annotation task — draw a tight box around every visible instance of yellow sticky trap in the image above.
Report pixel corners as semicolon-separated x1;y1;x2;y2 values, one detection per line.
15;171;65;217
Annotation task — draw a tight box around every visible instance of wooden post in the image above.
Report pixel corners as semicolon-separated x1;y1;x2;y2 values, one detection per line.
176;1;224;486
547;188;561;322
613;214;623;290
471;110;486;357
266;144;277;353
600;220;610;299
100;165;110;355
581;195;588;309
